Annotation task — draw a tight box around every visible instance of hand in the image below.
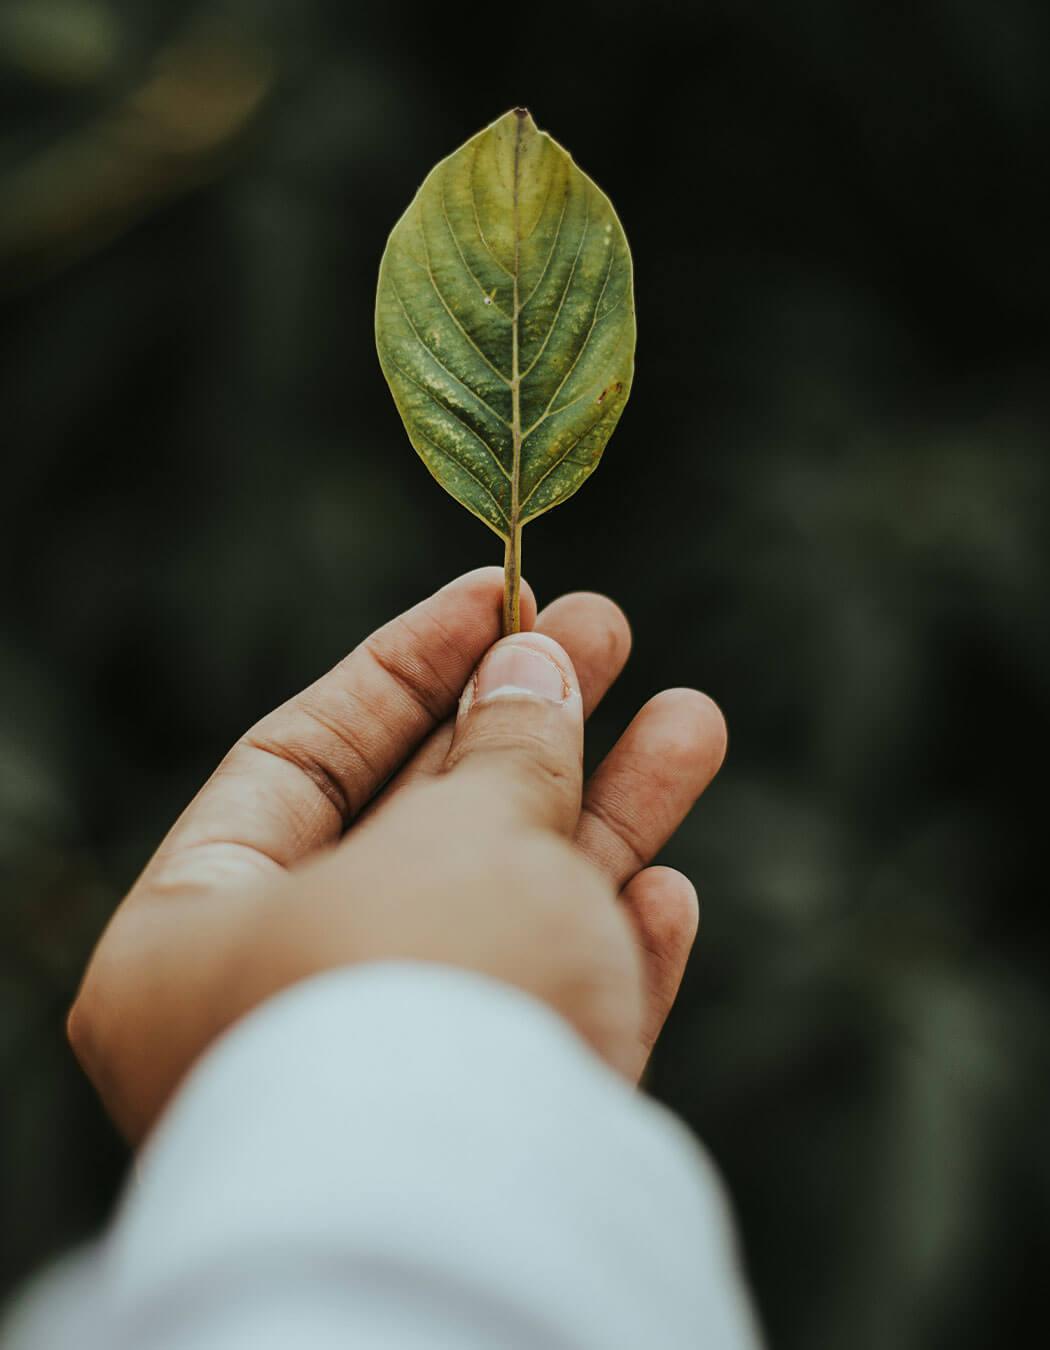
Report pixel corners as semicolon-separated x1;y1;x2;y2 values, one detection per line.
68;570;727;1143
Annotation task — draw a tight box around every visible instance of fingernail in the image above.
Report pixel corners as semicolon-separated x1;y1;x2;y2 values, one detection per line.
469;640;570;709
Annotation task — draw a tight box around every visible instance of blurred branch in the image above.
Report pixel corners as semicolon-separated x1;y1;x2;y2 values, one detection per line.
0;16;274;291
0;0;122;88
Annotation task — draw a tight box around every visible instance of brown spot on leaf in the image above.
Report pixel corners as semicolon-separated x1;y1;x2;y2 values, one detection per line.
596;381;624;406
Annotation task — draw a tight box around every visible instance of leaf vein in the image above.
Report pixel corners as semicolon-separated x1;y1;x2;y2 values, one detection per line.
389;280;512;429
470;141;515;279
519;193;591;382
519;405;615;516
520;182;570;310
414;205;513;383
416;428;510;528
437;175;514;323
523;245;618;437
385;354;512;482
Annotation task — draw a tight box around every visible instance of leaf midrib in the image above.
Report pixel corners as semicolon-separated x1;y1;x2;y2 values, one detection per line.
509;117;523;537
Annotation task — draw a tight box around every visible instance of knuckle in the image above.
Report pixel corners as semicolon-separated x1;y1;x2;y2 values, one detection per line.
65;964;115;1096
65;992;92;1069
239;727;358;824
361;624;456;722
454;720;559;766
517;831;582;895
519;836;629;960
64;914;136;1097
455;732;578;816
581;792;650;875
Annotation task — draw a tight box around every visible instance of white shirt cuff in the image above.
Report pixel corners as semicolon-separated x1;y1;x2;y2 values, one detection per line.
9;963;763;1349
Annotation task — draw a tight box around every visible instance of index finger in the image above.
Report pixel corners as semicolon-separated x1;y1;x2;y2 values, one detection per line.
139;568;538;893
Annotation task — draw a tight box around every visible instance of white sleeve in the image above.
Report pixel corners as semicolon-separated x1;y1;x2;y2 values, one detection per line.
3;964;763;1350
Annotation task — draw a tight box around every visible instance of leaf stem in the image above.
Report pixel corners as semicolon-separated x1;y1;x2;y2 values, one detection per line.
502;525;522;634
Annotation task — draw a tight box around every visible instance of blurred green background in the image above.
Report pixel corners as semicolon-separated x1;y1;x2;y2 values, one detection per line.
2;1;1048;1346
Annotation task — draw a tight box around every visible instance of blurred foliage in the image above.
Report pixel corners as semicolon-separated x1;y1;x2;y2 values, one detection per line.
1;2;1048;1347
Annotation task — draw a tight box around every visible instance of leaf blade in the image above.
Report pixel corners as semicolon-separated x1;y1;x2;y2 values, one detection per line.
376;108;635;544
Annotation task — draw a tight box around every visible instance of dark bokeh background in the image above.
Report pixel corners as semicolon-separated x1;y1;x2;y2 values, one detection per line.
2;1;1048;1345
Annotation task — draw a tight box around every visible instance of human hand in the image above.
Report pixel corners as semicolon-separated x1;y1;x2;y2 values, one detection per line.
68;570;726;1143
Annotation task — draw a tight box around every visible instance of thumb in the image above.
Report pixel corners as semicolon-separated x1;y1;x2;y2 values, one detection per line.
444;632;584;835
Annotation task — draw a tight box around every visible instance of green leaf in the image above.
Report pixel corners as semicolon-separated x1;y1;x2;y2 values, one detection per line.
375;107;635;631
